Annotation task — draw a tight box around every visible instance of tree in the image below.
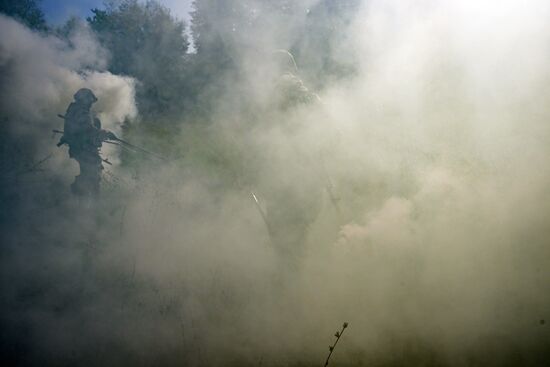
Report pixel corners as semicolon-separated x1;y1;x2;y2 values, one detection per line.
292;0;361;89
88;0;190;120
191;0;305;63
0;0;47;31
188;0;306;114
189;0;246;112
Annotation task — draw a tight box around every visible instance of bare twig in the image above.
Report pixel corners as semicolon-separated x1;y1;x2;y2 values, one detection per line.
324;322;349;367
16;153;52;177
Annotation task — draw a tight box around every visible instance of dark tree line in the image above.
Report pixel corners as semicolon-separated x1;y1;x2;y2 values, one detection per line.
0;0;47;30
88;1;191;121
1;0;360;128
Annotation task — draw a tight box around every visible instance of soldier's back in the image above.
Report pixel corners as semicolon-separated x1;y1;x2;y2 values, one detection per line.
64;102;93;144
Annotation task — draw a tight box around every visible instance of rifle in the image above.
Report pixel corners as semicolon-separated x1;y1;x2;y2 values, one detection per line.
321;162;341;213
52;128;167;161
107;135;167;161
251;192;272;237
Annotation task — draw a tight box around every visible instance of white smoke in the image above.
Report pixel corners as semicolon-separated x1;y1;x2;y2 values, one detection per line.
0;14;136;144
2;1;550;365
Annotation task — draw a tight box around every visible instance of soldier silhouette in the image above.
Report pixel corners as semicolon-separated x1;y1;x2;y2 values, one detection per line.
57;88;115;197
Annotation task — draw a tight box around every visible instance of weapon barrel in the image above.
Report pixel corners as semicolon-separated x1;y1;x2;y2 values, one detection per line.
251;192;272;237
113;137;167;161
53;128;168;161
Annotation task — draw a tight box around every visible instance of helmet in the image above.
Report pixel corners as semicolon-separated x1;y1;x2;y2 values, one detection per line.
74;88;98;104
272;49;298;74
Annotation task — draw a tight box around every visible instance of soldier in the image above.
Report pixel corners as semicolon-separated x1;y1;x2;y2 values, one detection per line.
271;49;321;110
253;50;324;267
58;88;115;197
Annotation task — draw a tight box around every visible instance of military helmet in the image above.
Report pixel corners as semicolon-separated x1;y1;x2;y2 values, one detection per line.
272;49;298;74
74;88;98;104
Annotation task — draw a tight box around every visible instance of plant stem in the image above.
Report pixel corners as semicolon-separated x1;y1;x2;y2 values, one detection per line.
324;323;348;367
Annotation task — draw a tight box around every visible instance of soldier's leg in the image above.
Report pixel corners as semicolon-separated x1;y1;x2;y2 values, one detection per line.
71;158;87;196
75;153;103;197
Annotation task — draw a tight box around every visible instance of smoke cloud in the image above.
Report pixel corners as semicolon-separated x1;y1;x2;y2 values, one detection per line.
1;1;550;366
0;14;136;171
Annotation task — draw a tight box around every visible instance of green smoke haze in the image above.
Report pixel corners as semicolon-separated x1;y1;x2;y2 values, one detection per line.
1;0;549;366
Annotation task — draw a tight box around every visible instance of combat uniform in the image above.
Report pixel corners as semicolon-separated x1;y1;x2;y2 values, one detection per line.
60;89;113;197
260;51;323;264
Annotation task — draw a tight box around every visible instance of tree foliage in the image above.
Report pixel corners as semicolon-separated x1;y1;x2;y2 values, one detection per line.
189;0;358;92
188;0;309;113
188;0;249;112
0;0;360;128
0;0;47;31
293;0;361;88
88;0;190;120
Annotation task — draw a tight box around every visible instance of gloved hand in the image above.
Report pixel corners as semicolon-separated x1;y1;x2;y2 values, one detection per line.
106;131;118;140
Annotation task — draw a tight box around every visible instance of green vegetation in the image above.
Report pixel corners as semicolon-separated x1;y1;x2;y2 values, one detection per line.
0;0;47;31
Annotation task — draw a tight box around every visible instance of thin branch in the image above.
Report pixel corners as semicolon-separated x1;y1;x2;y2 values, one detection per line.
16;153;52;177
324;322;349;367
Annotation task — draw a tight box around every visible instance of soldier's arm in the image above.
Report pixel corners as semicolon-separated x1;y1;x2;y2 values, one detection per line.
98;129;117;141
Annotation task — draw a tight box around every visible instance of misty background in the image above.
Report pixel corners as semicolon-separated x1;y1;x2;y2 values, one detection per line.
1;0;549;366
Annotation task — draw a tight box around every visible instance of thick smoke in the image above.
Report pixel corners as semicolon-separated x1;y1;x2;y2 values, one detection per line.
0;14;136;172
2;1;550;366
